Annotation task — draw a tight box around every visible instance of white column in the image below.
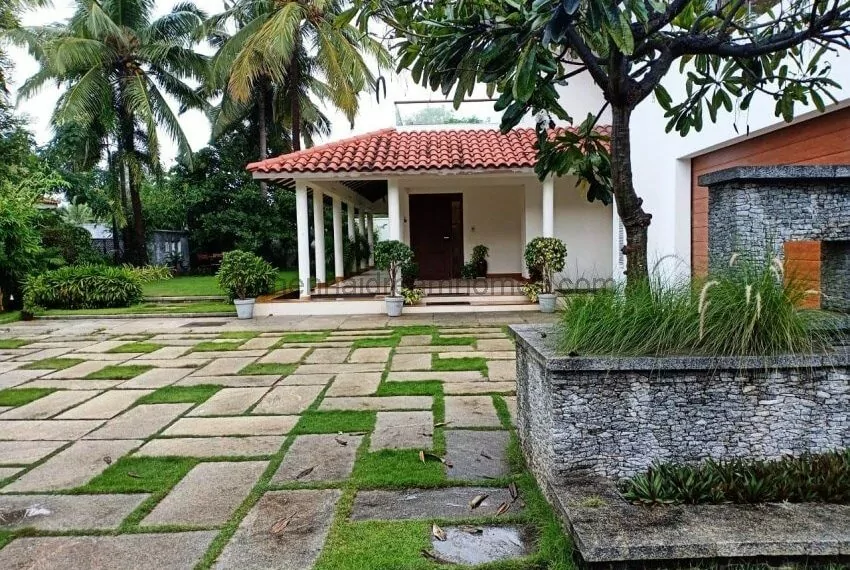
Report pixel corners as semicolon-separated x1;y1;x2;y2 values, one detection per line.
387;178;401;241
295;182;311;299
346;203;356;241
367;213;375;266
332;197;344;282
542;175;555;238
313;188;326;285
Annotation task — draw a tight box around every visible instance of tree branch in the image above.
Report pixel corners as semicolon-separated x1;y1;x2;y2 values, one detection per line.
562;24;610;97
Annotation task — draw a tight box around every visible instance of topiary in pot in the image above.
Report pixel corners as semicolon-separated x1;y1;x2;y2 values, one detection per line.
374;240;413;317
401;260;419;290
216;250;276;319
524;237;567;313
470;245;489;278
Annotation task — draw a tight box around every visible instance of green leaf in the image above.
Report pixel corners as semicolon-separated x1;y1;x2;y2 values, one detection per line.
512;44;537;102
607;11;634;55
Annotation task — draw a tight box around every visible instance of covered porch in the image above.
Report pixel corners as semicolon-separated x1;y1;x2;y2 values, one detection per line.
247;127;616;315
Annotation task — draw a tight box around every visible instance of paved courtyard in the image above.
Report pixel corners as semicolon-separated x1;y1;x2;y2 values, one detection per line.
0;313;559;569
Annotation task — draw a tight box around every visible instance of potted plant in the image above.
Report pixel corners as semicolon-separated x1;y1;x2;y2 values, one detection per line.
374;240;413;317
471;245;489;277
524;237;567;313
216;250;276;319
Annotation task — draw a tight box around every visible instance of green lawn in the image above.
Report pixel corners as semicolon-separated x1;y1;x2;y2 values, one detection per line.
141;270;298;297
0;311;21;325
38;301;237;317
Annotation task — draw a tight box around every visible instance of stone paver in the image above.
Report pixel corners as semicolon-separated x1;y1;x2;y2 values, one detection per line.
295;363;384;375
305;347;350;364
0;420;103;441
371;411;433;451
56;390;151;420
351;487;523;520
0;467;20;479
193;357;258;376
0;369;47;388
278;373;333;385
0;531;217;569
445;382;516;395
177;374;280;387
214;490;341;570
445;430;510;480
272;434;362;483
135;436;283;458
348;347;392;363
445;396;502;427
504;396;517;425
258;348;310;364
141;346;190;360
41;361;113;379
319;395;432;412
0;493;148;530
0;440;67;464
477;339;515;351
252;385;324;415
395;345;474;354
488;360;517;381
390;352;432;371
398;334;432;346
438;350;515;360
84;404;192;440
0;390;101;420
142;461;267;527
387;370;485;383
189;350;267;359
2;439;141;492
72;340;128;353
189;388;269;416
239;337;279;350
325;372;381;397
119;367;193;388
24;379;125;390
163;416;298;437
431;526;531;565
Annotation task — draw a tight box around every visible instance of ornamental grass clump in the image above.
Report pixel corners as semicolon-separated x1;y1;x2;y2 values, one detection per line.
558;254;833;357
23;265;143;310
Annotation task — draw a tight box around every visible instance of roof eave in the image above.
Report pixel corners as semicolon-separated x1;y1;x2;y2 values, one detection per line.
251;166;537;181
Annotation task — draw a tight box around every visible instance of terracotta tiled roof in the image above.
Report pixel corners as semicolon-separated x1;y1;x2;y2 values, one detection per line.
246;126;611;175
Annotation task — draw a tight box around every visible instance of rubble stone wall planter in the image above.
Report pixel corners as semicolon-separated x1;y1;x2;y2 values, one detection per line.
511;324;850;480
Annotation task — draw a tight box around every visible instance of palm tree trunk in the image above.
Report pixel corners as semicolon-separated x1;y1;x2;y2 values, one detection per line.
118;115;148;266
610;104;651;286
258;81;269;199
290;53;302;152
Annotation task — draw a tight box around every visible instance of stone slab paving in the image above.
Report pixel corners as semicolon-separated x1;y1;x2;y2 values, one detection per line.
390;352;432;371
163;416;298;437
119;367;193;388
84;404;192;440
445;430;511;480
214;490;341;570
142;346;190;360
177;374;280;387
258;348;310;364
371;411;434;451
252;385;324;414
295;362;384;375
394;344;474;354
387;370;485;383
319;395;432;412
2;439;141;492
142;461;267;527
25;379;125;390
56;390;151;420
40;360;113;379
348;347;392;363
305;347;350;364
0;493;149;530
0;531;217;569
0;369;47;388
0;390;101;420
438;350;516;360
445;381;516;395
504;396;517;425
0;419;103;441
445;396;502;427
324;372;381;397
278;373;333;385
398;334;432;346
431;525;531;565
135;436;283;458
189;388;269;416
240;337;279;350
193;357;258;376
478;339;515;351
488;359;517;382
351;487;523;520
272;434;362;483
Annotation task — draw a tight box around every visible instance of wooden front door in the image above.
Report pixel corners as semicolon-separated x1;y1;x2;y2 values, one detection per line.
409;194;463;279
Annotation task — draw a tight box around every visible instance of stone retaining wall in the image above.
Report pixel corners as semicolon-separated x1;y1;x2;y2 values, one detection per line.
511;324;850;480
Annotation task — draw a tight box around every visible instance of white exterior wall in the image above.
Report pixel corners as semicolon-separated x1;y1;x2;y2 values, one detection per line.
553;177;613;284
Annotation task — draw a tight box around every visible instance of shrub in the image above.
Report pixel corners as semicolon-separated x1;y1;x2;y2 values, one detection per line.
470;244;489;277
401;287;425;306
38;213;103;266
521;281;543;303
124;264;173;284
461;262;478;280
621;450;850;505
23;265;143;310
524;237;567;294
374;240;413;297
216;250;276;301
557;254;833;357
401;261;418;289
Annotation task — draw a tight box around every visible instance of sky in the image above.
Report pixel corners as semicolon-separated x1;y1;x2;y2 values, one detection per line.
7;0;497;164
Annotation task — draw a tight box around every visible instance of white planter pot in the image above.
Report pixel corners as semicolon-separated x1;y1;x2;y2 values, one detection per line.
538;293;557;313
385;296;404;317
234;298;256;320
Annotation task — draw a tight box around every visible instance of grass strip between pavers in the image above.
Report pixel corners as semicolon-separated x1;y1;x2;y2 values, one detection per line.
431;354;489;374
0;339;31;349
191;340;245;352
238;363;296;377
0;387;56;407
137;385;222;405
21;358;85;371
85;365;153;380
107;342;164;354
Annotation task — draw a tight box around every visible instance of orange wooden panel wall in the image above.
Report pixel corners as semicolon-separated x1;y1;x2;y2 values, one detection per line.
690;106;850;276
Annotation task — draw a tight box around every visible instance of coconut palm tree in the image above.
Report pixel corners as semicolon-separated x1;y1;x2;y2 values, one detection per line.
209;0;391;153
0;0;52;96
10;0;209;264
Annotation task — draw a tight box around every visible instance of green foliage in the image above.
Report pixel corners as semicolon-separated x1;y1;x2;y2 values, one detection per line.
400;287;424;306
622;450;850;505
0;388;54;407
520;281;544;303
124;264;173;284
216;250;276;300
23;265;143;311
374;240;413;297
292;410;376;435
0;338;29;349
137;385;221;404
85;365;152;380
524;237;567;294
0;181;44;309
431;355;488;374
460;262;477;280
400;260;418;289
107;342;164;354
558;255;833;357
38;212;103;266
22;358;84;370
239;363;296;376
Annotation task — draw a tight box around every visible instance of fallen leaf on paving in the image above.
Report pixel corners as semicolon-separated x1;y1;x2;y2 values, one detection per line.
295;466;315;480
103;455;112;465
334;437;348;446
496;501;510;516
432;523;447;541
480;452;493;460
469;494;488;509
509;482;518;500
270;515;294;536
433;422;450;428
459;525;483;535
126;472;142;479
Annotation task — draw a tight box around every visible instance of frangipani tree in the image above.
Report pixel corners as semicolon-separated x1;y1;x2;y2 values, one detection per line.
355;0;850;285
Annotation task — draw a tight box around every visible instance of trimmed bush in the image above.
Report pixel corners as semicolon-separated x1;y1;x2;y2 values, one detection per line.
621;450;850;505
524;237;567;294
374;240;413;297
23;265;143;310
124;264;173;284
216;250;276;301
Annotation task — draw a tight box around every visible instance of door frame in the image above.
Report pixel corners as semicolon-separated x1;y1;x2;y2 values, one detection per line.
409;193;464;280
